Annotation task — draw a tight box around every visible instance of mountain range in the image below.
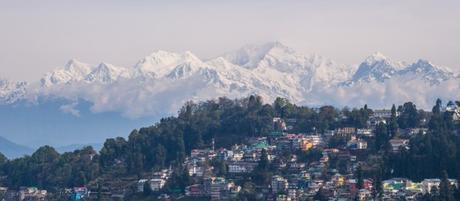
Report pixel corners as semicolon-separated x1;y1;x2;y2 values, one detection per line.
0;136;34;159
1;41;459;147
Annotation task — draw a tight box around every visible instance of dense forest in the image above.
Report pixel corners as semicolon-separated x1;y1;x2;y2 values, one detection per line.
1;95;460;197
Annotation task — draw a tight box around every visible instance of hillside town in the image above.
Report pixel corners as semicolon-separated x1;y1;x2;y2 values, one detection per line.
2;101;460;201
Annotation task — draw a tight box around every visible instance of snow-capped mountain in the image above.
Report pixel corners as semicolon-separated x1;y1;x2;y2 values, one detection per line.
1;42;460;118
2;41;460;147
133;51;203;79
347;52;402;84
398;59;455;84
85;62;130;83
345;52;456;86
0;79;28;104
41;59;92;87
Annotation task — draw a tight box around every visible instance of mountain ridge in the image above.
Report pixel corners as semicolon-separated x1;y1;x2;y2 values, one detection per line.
0;136;34;159
1;42;459;118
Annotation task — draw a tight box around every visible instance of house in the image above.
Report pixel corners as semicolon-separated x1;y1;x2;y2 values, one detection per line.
356;129;373;137
273;117;287;131
18;187;47;201
228;161;257;174
231;150;244;161
389;139;410;152
357;189;372;201
276;194;291;201
304;135;322;146
421;178;457;194
272;175;288;193
300;139;314;151
347;139;367;150
216;149;234;161
150;178;167;191
185;184;206;197
372;109;398;119
206;177;239;201
404;128;428;136
383;178;408;193
367;117;387;127
336;127;356;136
137;179;148;192
71;187;88;201
188;164;205;177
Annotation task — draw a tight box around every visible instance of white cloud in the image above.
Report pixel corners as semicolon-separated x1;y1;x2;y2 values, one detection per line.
59;102;80;117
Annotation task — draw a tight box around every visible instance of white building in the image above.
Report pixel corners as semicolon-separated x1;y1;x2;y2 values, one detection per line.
228;162;257;174
272;175;288;193
150;178;166;191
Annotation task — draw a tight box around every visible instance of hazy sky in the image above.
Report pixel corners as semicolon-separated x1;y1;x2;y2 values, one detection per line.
1;0;459;81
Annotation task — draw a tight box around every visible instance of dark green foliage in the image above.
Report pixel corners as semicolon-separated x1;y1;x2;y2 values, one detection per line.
1;146;99;189
252;149;272;186
296;148;323;164
143;181;153;196
236;182;262;201
374;123;389;152
99;137;128;168
0;152;6;164
342;105;372;128
356;165;363;189
439;171;456;201
0;152;6;176
328;135;349;148
163;167;191;194
383;99;460;181
397;102;420;128
3;95;460;196
211;159;227;177
388;104;399;138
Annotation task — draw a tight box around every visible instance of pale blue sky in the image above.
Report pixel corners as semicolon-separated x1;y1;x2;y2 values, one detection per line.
1;0;459;81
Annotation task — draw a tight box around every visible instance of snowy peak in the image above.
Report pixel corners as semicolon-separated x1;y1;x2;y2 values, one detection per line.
134;50;183;77
347;53;457;85
0;79;27;104
398;59;455;84
222;41;296;69
134;50;202;78
350;52;398;83
85;62;129;83
364;52;388;65
40;59;92;87
3;42;460;118
64;58;92;74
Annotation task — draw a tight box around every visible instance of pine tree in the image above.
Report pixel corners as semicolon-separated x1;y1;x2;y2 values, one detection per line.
440;171;455;201
356;165;364;189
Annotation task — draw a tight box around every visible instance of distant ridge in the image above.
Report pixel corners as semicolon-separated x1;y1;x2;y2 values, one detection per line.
0;136;33;159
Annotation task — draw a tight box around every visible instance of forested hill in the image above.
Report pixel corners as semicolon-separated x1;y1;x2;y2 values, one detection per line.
1;95;460;193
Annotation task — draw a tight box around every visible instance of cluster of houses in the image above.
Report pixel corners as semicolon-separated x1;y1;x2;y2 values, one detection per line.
3;107;460;201
137;169;173;193
381;178;458;200
0;187;47;201
132;112;457;200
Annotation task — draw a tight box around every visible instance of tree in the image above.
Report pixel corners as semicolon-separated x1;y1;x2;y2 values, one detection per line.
388;104;399;138
0;152;6;175
356;165;364;189
143;181;153;196
374;123;389;151
273;97;294;118
253;149;271;185
397;102;420;128
373;175;383;199
257;149;269;171
440;171;455;201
